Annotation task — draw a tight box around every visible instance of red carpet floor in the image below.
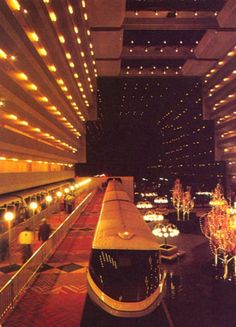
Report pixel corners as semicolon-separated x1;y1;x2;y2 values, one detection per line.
3;192;103;327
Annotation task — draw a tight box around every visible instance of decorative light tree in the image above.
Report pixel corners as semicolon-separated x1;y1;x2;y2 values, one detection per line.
172;179;183;221
200;183;236;279
182;186;194;221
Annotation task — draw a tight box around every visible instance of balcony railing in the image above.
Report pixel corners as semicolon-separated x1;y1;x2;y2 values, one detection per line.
0;190;96;321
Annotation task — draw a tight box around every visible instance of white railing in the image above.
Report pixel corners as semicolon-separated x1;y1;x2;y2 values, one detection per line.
0;190;96;322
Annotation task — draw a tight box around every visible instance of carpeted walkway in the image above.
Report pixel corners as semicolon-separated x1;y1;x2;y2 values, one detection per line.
3;192;103;327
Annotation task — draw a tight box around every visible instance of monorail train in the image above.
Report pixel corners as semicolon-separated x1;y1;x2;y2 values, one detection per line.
87;179;166;317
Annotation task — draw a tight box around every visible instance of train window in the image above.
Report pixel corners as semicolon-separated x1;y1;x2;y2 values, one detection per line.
89;249;160;302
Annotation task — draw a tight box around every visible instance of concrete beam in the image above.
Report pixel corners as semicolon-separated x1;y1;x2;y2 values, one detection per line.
217;0;236;28
96;59;121;76
194;30;236;59
91;30;123;59
87;0;126;28
182;59;216;76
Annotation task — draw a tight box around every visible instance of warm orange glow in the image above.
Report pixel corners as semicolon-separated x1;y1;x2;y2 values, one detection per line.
77;37;81;44
39;96;49;102
74;26;79;34
57;79;64;85
27;83;38;91
48;65;56;72
28;32;39;42
15;72;28;80
6;0;21;11
68;5;73;14
59;35;65;43
66;52;71;59
38;47;47;56
19;120;29;126
49;11;57;22
0;49;7;59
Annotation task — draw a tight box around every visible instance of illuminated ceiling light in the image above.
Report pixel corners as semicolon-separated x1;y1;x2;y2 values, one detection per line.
232;70;236;74
81;0;86;8
84;13;88;20
39;96;49;102
194;11;198;16
210;69;216;73
74;26;79;34
227;51;234;57
6;0;21;11
80;51;85;57
11;55;16;61
38;47;47;56
49;11;57;22
69;62;75;68
135;10;139;16
16;72;28;80
48;65;56;72
27;83;37;91
87;29;90;36
214;11;218;16
32;127;41;132
7;114;18;120
155;10;158;16
28;32;39;42
0;49;7;59
59;35;65;43
0;157;6;160
68;5;73;14
19;120;28;126
77;37;81;44
89;43;93;49
61;86;68;91
74;73;79;78
0;100;4;106
43;0;50;3
218;61;224;65
91;50;94;56
57;78;64;85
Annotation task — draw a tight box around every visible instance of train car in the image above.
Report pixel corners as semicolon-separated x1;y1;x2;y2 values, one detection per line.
87;179;166;318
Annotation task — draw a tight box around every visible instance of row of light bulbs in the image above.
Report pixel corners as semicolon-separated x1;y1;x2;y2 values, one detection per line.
0;48;81;142
0;156;73;167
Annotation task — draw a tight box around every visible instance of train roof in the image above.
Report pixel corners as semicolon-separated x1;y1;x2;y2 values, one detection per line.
103;190;131;203
92;200;159;250
106;179;124;192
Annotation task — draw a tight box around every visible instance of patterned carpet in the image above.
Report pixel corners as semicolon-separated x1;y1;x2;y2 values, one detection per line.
3;192;103;327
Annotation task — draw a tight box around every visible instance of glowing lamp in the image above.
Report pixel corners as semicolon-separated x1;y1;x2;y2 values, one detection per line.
56;191;62;198
4;211;15;222
29;202;38;210
46;195;53;203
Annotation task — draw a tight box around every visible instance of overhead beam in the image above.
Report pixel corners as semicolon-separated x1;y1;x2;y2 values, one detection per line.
123;17;219;30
